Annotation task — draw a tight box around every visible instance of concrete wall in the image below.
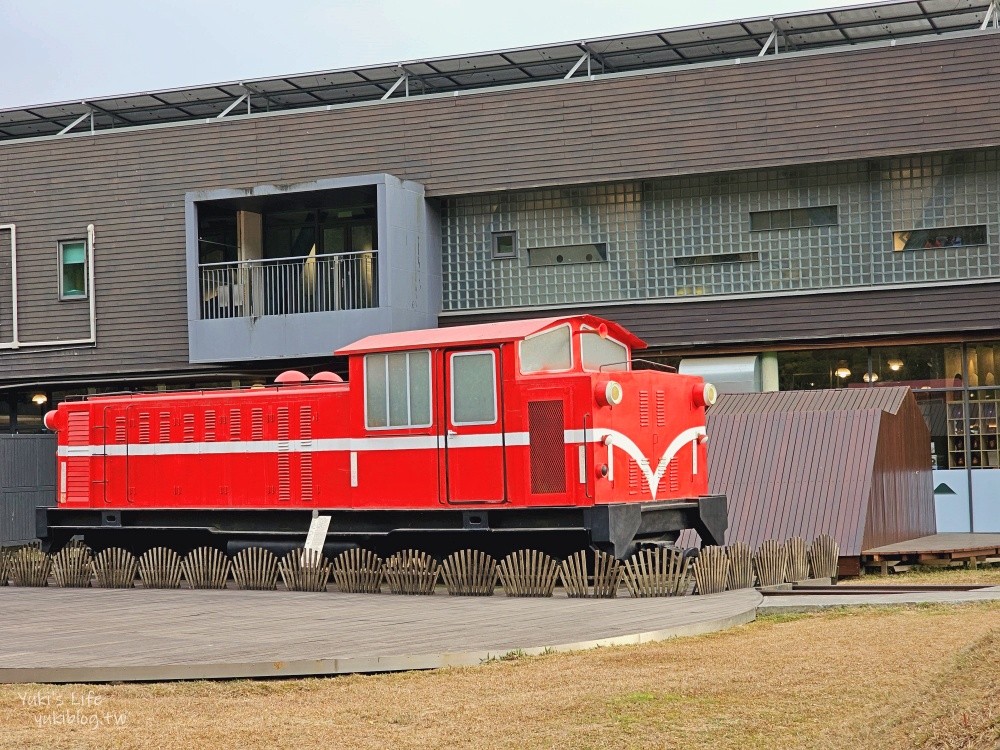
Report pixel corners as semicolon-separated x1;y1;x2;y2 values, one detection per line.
185;174;441;363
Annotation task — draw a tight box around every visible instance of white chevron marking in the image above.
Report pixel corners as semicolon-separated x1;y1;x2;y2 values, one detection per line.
591;426;706;501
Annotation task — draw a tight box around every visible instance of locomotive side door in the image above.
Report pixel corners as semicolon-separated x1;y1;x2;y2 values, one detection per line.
102;405;128;505
443;347;506;504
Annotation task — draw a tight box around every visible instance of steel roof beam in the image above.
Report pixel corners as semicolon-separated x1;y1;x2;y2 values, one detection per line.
57;110;92;136
240;82;280;111
564;50;590;79
758;28;779;55
217;93;248;118
380;72;408;100
84;101;135;127
982;0;999;28
583;43;614;73
376;65;434;98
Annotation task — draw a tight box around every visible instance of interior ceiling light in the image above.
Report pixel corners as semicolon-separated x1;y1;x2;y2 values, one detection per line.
863;372;879;383
887;358;904;371
834;363;851;379
31;393;48;405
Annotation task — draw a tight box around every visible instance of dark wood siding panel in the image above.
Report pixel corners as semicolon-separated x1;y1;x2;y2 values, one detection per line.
444;282;1000;350
0;33;999;379
3;34;1000;193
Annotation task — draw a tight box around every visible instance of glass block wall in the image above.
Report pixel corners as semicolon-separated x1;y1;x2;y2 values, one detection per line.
441;149;1000;311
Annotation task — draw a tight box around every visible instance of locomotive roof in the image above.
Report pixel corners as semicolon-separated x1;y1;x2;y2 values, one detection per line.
335;315;645;355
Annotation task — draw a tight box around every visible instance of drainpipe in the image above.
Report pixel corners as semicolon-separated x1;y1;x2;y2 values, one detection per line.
2;223;18;347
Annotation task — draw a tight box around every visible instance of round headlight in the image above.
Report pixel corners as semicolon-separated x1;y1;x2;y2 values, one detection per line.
605;380;623;406
595;380;623;407
703;383;718;406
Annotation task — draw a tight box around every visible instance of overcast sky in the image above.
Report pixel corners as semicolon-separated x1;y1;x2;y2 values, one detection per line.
0;0;874;109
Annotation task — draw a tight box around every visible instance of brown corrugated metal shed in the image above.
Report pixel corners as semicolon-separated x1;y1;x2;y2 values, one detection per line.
700;386;935;562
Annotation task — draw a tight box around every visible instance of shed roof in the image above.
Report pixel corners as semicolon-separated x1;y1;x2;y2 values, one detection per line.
708;387;910;416
335;315;645;355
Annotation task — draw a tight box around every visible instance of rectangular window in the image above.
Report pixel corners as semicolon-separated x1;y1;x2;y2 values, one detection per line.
674;252;759;267
892;225;987;252
519;325;573;374
59;240;88;299
451;351;497;425
364;350;431;429
750;206;838;231
527;243;607;267
491;231;517;259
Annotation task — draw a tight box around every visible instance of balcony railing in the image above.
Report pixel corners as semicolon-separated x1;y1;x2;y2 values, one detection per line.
199;251;378;320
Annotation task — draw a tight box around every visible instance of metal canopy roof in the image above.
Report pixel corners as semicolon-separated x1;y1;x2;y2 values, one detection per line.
0;0;993;142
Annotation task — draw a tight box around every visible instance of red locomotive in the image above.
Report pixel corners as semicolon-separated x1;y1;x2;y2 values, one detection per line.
39;315;726;559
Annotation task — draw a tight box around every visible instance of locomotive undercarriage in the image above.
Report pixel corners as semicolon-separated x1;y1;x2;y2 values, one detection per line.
38;496;727;562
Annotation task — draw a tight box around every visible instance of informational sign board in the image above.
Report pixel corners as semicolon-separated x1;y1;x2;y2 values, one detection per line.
304;515;331;555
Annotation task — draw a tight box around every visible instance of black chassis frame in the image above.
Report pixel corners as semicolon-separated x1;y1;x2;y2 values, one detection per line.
37;495;728;560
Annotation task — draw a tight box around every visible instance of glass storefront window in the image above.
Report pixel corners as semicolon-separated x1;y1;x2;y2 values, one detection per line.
869;343;963;390
0;394;11;433
962;341;1000;470
14;391;47;434
964;342;1000;388
776;347;869;390
913;390;952;470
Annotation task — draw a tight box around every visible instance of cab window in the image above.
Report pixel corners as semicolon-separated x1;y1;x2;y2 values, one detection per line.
365;350;431;429
519;325;572;374
451;351;497;425
581;332;629;372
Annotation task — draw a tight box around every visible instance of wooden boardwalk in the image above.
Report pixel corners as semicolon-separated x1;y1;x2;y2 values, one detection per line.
0;588;761;683
863;533;1000;569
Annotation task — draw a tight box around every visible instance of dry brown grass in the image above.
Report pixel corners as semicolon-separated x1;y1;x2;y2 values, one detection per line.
851;564;1000;587
0;603;997;750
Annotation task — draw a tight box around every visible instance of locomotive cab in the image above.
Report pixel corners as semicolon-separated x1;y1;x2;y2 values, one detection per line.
338;315;727;555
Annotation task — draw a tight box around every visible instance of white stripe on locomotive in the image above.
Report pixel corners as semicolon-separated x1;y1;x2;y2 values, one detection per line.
57;426;706;499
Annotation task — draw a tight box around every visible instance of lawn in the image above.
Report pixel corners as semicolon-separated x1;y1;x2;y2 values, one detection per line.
0;601;997;750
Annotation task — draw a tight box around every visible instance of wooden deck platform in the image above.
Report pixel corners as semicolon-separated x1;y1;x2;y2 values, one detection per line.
0;588;762;684
862;532;1000;570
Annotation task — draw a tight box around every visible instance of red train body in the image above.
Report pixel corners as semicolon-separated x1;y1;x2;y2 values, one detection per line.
39;316;726;558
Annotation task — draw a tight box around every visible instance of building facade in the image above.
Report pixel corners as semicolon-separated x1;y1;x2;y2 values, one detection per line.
1;0;998;532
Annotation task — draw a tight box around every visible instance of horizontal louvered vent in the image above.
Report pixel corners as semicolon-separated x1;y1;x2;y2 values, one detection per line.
65;411;90;503
67;411;89;445
138;413;151;444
